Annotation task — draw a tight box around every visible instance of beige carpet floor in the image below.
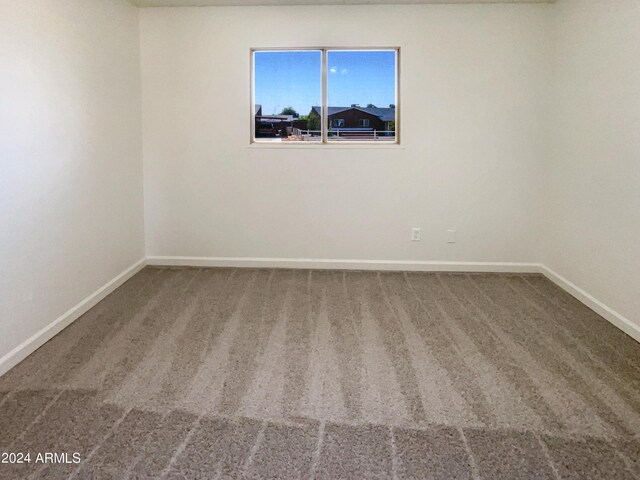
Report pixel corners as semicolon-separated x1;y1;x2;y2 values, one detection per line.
1;267;639;479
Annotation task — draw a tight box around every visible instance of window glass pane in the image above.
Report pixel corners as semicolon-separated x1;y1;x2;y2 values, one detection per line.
327;50;396;142
253;50;322;142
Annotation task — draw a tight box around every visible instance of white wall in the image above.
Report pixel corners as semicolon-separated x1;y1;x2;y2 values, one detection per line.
543;0;640;329
0;0;145;363
140;4;550;263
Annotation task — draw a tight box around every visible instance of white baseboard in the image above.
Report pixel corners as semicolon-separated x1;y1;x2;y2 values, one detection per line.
146;256;542;273
0;258;147;377
538;265;640;344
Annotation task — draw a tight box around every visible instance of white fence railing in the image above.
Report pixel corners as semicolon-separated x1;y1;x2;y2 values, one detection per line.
294;129;321;137
293;129;395;140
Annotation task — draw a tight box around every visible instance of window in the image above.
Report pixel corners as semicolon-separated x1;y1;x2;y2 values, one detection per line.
252;50;322;142
251;48;398;144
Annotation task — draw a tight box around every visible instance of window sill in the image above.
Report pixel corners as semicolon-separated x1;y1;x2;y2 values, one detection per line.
247;142;404;150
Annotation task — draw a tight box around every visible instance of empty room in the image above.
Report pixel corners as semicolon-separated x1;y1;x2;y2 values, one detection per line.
1;0;639;478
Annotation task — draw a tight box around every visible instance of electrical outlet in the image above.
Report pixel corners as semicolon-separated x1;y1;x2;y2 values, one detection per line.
411;228;421;242
446;229;457;244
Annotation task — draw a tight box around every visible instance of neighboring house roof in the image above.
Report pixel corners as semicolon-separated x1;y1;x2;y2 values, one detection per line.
357;107;395;122
311;106;352;117
255;104;262;114
311;106;395;121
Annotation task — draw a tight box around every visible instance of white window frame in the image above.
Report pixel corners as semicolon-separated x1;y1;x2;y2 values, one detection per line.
250;47;400;145
359;119;370;127
334;119;345;128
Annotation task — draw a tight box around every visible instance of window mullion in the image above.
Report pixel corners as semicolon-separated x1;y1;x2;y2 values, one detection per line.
321;48;328;144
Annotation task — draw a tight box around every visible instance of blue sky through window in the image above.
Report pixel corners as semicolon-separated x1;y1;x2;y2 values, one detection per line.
254;51;321;116
327;50;396;111
254;50;396;116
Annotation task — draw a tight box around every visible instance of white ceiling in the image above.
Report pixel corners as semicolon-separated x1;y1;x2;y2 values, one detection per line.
131;0;553;7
